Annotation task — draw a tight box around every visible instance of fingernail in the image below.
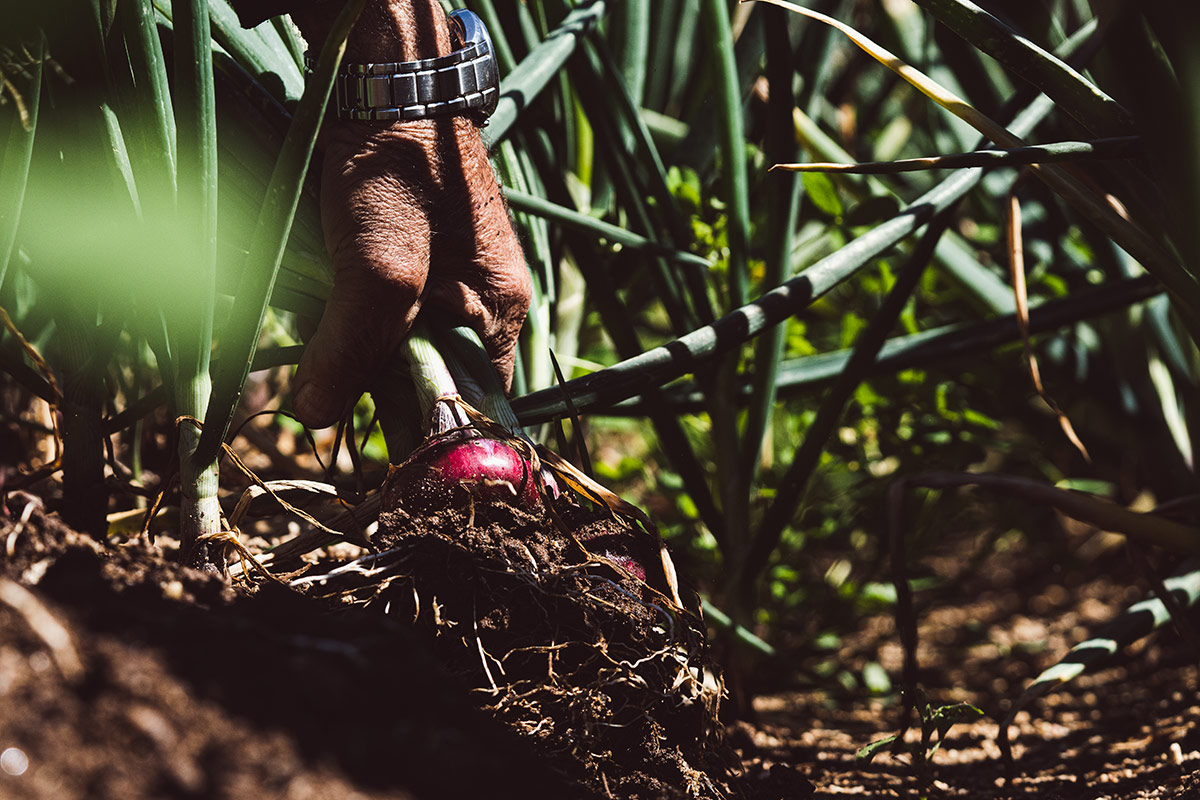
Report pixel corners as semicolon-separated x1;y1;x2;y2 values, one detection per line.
294;382;341;428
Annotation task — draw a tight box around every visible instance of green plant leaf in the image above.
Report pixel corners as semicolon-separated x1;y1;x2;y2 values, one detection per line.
0;37;43;289
928;701;983;734
790;105;1014;315
700;597;777;657
842;194;902;228
122;0;177;199
699;0;750;308
732;4;804;569
776;137;1140;175
907;0;1133;137
484;1;607;149
761;0;1200;345
197;0;365;464
801;172;843;219
207;0;304;102
856;733;901;762
513;142;1017;424
735;212;956;604
171;0;223;552
862;661;892;695
98;103;141;214
901;472;1200;555
504;188;708;269
999;560;1200;760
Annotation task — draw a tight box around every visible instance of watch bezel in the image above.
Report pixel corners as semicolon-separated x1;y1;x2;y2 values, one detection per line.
448;8;499;121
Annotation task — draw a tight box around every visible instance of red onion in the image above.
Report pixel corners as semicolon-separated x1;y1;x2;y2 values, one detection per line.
387;324;668;602
384;430;541;515
386;324;555;517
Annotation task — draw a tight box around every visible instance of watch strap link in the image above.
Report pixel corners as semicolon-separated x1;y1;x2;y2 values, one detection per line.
315;9;499;124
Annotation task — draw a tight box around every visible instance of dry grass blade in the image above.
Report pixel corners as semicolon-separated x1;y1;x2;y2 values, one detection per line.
749;0;1011;137
227;479;342;530
231;493;382;577
1007;192;1090;462
771;137;1141;174
175;415;354;543
4;494;40;558
220;441;351;542
194;528;288;585
139;473;177;541
0;72;30;131
0;309;61;412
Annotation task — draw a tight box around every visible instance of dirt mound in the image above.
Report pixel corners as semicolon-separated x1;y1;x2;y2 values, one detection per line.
297;487;736;799
0;494;578;800
1;479;742;799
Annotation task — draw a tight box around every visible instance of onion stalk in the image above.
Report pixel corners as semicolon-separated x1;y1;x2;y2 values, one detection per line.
382;322;684;610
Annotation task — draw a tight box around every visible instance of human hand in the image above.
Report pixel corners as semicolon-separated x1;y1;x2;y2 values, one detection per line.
289;0;529;429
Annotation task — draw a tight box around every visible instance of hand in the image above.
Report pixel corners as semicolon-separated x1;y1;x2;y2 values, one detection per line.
289;0;530;429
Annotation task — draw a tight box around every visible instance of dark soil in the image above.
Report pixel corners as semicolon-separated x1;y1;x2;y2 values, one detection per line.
0;494;570;800
1;489;1198;799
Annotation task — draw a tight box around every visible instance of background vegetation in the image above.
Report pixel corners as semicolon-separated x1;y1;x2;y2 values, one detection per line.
3;0;1199;728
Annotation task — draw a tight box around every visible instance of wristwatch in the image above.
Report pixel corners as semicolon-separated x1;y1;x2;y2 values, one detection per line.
318;8;499;124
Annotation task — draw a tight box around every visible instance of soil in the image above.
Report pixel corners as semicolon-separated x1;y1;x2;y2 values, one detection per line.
1;485;1198;799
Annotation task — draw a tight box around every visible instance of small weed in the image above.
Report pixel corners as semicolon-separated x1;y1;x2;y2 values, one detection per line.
857;689;983;792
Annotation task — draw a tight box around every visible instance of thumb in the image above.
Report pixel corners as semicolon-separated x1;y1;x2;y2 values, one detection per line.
292;274;421;428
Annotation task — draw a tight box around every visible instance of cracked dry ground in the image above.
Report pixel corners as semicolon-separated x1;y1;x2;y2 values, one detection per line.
1;496;1198;799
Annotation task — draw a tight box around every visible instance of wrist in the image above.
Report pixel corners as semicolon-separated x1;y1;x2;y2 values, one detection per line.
303;3;499;127
293;0;452;63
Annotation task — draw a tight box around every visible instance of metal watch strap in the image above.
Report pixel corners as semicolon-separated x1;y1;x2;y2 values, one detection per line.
313;9;499;124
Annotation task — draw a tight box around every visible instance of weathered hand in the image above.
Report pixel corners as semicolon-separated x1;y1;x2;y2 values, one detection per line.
289;0;529;428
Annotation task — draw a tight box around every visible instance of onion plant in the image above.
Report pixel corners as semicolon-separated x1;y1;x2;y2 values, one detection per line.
3;1;1200;725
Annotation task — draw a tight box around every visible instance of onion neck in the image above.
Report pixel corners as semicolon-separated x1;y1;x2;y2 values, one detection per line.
401;321;468;436
438;325;524;434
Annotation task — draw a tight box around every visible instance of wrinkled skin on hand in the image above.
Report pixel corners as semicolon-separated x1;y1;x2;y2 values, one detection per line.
289;0;530;428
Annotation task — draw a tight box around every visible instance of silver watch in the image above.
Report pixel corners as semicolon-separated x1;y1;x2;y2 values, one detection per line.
314;9;500;124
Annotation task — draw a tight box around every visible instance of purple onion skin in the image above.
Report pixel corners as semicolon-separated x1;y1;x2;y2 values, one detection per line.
600;551;647;582
385;434;541;515
384;433;650;585
578;532;648;582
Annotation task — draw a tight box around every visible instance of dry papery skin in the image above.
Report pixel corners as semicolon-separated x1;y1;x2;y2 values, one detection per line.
293;490;737;800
